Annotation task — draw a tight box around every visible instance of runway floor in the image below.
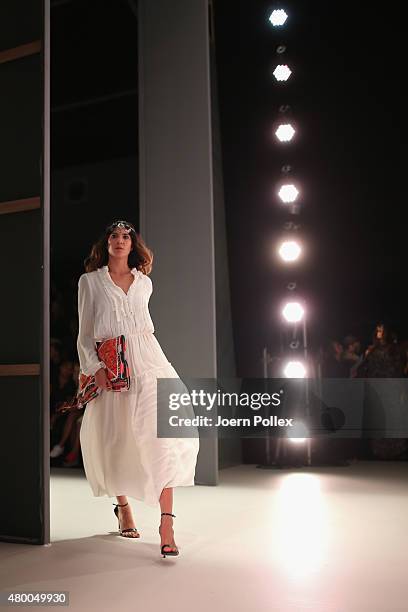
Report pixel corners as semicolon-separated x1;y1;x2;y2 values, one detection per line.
1;461;407;611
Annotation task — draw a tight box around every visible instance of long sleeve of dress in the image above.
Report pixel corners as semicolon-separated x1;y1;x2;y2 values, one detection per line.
77;274;106;376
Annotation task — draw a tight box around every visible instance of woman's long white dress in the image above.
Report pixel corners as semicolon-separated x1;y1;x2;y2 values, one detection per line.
77;265;200;508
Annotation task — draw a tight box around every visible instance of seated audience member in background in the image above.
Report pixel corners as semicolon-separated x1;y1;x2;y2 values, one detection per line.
50;360;77;457
318;340;359;463
342;334;363;378
51;360;84;466
50;338;62;393
356;322;407;460
63;410;84;467
357;322;405;378
399;340;408;376
321;340;350;378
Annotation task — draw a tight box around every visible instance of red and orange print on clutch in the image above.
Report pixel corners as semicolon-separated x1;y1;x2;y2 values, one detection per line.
57;335;130;413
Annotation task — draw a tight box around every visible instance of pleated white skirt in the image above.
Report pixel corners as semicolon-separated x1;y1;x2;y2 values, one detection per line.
79;333;200;507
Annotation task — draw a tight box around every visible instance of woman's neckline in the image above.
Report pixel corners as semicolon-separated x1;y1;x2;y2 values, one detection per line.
103;265;139;297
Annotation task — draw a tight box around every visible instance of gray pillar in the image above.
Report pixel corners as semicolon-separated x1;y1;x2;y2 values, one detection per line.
138;0;219;484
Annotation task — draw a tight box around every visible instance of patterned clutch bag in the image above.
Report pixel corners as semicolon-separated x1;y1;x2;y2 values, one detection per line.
57;335;130;413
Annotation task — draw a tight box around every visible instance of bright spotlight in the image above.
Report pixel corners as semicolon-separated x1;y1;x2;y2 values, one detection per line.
278;240;302;262
283;361;306;378
275;124;295;142
282;302;304;323
269;9;288;26
278;184;299;203
273;65;292;82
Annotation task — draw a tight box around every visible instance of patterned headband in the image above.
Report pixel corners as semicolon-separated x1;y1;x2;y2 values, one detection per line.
107;221;136;234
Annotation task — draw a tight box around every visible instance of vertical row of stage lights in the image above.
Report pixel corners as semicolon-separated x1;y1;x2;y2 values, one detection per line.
269;8;307;379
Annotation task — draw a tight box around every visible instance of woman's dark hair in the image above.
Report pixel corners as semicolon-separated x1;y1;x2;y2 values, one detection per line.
371;321;395;347
84;220;153;275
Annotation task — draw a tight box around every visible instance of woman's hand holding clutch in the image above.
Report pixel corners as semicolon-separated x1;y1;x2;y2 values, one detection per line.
57;336;130;413
95;367;112;390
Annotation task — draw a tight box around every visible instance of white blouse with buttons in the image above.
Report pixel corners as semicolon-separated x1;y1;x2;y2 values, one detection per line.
77;265;174;390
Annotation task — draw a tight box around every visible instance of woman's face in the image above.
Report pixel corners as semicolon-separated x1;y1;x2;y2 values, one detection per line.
376;325;385;340
107;228;133;260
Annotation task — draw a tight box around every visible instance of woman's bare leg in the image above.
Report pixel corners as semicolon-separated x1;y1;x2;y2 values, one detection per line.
114;495;139;538
159;487;178;553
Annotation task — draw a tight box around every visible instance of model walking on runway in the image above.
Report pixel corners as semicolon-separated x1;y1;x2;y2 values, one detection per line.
76;220;200;558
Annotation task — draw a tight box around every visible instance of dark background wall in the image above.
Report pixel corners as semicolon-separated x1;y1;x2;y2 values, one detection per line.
51;0;139;280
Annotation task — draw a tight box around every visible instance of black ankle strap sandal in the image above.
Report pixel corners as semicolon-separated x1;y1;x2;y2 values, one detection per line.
159;512;179;558
113;502;140;538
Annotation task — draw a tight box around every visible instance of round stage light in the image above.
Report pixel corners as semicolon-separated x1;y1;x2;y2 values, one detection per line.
273;65;292;82
282;302;304;323
283;361;306;378
275;124;295;142
269;9;288;27
278;240;302;262
278;184;299;203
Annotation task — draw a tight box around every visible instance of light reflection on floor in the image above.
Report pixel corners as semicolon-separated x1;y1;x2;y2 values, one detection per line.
273;473;328;580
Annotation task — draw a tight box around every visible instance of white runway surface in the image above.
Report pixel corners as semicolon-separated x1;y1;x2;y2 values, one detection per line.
1;462;407;611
